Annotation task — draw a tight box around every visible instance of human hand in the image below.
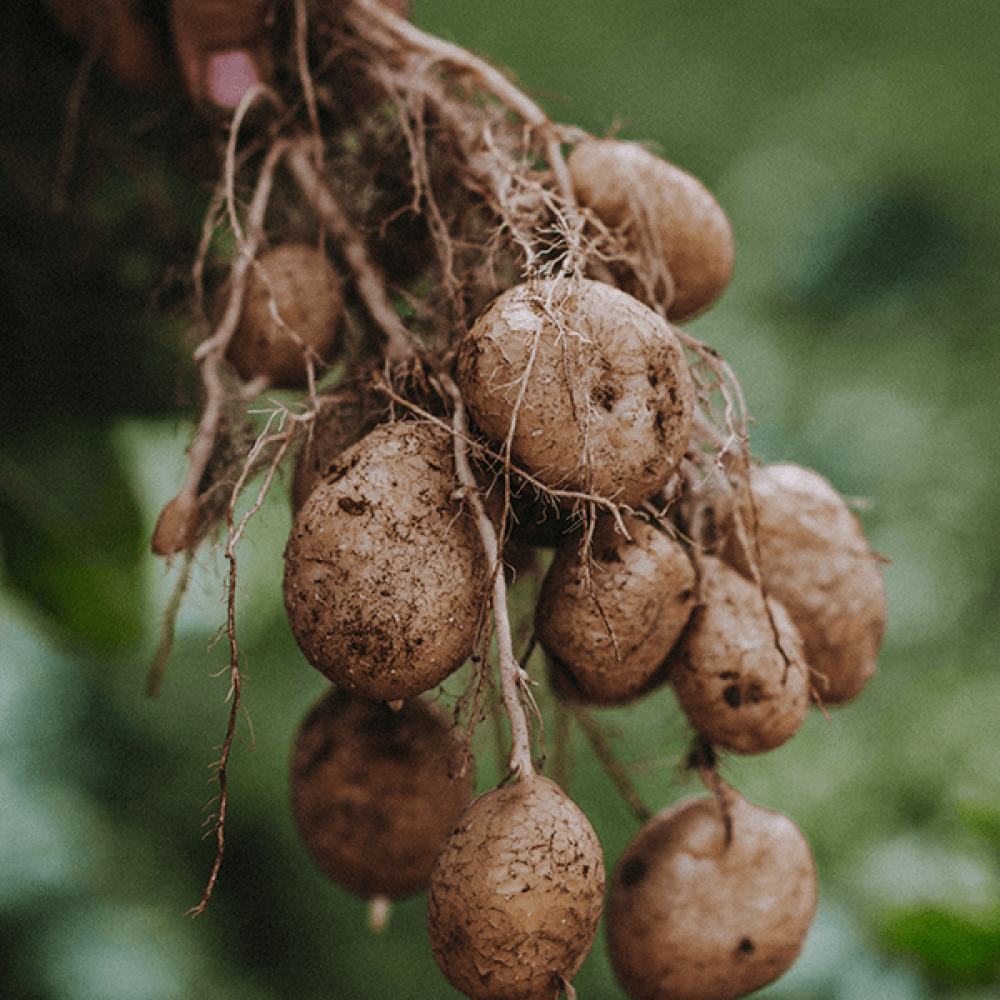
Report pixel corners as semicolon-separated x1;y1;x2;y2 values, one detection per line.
44;0;411;109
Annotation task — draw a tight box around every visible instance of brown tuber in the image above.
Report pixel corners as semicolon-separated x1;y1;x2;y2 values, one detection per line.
606;790;817;1000
535;514;696;705
221;243;344;389
456;277;695;509
282;420;489;702
722;462;887;704
427;774;606;1000
289;687;472;901
150;490;202;556
568;138;735;321
667;555;810;754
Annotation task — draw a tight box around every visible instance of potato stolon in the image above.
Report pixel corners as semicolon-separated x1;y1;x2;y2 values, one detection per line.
456;277;695;509
282;420;489;702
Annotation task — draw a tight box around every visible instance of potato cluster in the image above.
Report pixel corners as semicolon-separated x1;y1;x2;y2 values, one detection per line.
265;148;886;998
148;6;887;996
274;258;884;997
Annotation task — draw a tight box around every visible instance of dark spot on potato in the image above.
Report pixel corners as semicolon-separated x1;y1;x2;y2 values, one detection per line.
723;684;742;708
619;857;647;887
737;937;755;955
590;379;621;412
338;496;367;515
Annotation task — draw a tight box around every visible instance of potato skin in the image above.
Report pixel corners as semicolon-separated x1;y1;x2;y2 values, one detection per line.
428;775;605;1000
283;420;488;701
668;556;810;754
289;688;472;900
568;139;735;322
607;792;817;1000
535;514;695;705
723;463;886;705
456;278;695;509
223;244;343;389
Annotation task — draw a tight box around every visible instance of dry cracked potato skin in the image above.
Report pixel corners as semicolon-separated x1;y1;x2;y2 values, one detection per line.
283;420;489;701
668;555;810;754
428;774;606;1000
456;277;695;509
289;687;472;900
607;792;817;1000
535;513;696;705
722;462;887;705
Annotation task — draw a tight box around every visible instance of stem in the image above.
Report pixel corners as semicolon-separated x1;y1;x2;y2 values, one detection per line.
442;373;534;779
285;139;414;361
145;549;195;697
346;0;577;205
173;136;289;520
570;705;653;824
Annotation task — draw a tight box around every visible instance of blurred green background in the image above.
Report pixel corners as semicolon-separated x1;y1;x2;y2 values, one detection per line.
2;0;998;997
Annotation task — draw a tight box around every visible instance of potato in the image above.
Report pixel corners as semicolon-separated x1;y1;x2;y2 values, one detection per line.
607;791;817;1000
535;514;696;705
568;139;735;321
282;420;489;701
222;243;344;389
456;277;695;509
722;462;886;704
668;555;809;754
290;389;384;515
289;687;472;900
428;774;605;1000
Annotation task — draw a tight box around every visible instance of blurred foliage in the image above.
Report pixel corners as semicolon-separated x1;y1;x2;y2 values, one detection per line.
1;0;999;998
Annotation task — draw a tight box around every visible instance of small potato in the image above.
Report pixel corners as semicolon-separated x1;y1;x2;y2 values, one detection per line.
535;514;695;705
722;462;886;705
568;139;735;321
428;775;605;1000
290;688;472;900
607;791;817;1000
668;556;809;754
222;243;344;389
283;420;488;701
456;277;695;509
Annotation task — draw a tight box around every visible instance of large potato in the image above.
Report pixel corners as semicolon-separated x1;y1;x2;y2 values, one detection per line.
668;556;810;754
283;420;488;701
607;791;817;1000
722;462;886;704
535;514;695;705
428;775;605;1000
568;139;735;321
456;277;695;509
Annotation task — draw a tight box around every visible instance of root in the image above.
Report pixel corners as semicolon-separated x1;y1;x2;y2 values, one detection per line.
284;139;415;360
570;705;653;825
443;371;534;779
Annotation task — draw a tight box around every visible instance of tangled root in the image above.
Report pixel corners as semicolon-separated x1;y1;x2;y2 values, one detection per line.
150;0;759;915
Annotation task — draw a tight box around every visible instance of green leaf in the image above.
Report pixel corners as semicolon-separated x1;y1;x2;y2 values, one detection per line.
881;905;1000;987
0;418;145;647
